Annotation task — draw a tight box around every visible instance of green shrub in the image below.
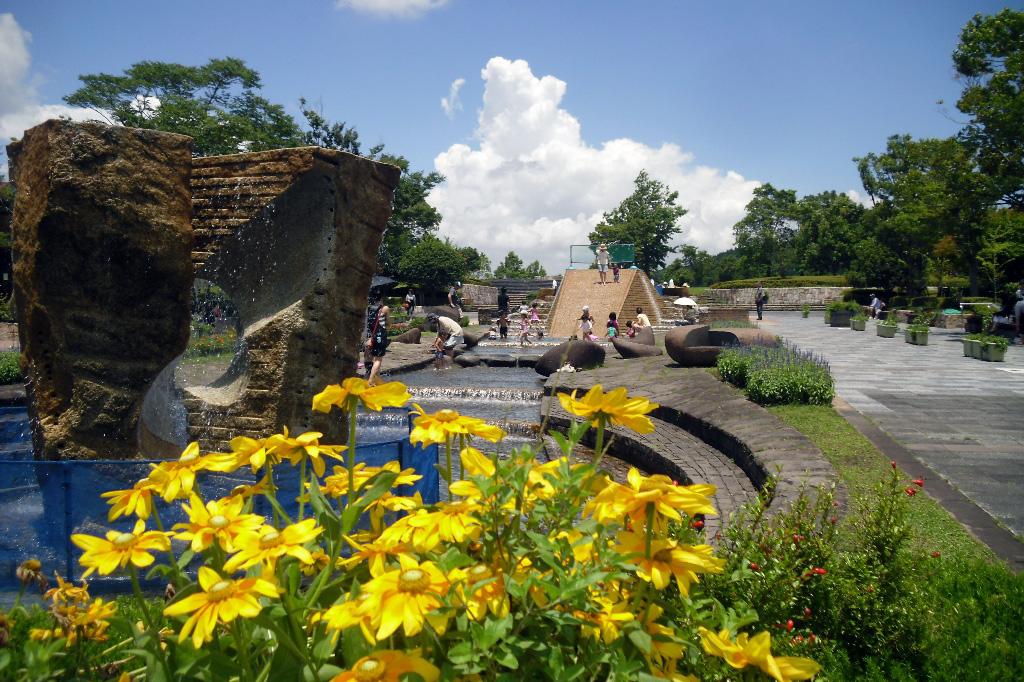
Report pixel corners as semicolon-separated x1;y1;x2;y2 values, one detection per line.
890;296;909;308
906;322;930;334
717;342;835;405
981;334;1009;351
0;295;14;323
825;300;861;314
878;315;898;327
852;312;869;322
0;351;22;384
708;275;848;289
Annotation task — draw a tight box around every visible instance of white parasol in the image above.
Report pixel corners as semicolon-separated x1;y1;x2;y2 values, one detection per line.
672;296;698;307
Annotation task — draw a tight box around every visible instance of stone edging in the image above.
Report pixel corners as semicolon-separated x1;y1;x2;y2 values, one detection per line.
542;358;840;514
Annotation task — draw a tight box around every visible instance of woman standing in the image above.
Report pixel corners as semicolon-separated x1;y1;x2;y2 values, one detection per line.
366;305;390;386
595;244;610;285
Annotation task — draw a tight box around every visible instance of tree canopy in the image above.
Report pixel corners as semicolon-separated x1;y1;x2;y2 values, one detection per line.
494;252;526;279
396;236;467;287
731;184;798;278
588;171;685;273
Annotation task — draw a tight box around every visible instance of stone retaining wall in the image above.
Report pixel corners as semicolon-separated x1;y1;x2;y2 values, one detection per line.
461;283;498;307
706;286;848;306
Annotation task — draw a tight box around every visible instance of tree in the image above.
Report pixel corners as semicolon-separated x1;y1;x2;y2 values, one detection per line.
299;98;370;155
494;252;527;279
732;183;798;277
954;9;1024;210
524;260;547;278
657;245;712;285
931;235;960;291
793;191;866;275
977;209;1024;298
588;171;685;273
376;156;444;277
458;247;491;279
397;236;466;287
64;58;303;156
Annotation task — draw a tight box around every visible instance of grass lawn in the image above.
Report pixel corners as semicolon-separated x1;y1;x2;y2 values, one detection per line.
769;404;998;566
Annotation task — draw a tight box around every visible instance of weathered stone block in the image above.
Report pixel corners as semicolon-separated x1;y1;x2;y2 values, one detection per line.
8;121;194;460
535;340;605;377
611;337;663;358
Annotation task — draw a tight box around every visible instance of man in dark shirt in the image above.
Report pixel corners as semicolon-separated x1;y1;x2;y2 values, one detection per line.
497;287;509;314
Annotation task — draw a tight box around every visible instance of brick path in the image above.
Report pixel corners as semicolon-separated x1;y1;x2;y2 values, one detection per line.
762;311;1024;540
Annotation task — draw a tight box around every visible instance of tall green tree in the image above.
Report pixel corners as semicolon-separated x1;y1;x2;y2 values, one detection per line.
458;247;491;279
657;245;712;285
732;183;798;277
494;252;527;279
953;9;1024;210
524;260;547;278
396;236;466;287
588;170;685;273
375;157;444;277
793;191;866;275
64;58;303;155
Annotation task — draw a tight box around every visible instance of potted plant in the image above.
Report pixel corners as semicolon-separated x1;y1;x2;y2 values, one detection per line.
826;301;860;328
850;312;868;331
980;335;1008;362
905;321;929;346
802;303;810;318
962;333;983;358
876;316;898;338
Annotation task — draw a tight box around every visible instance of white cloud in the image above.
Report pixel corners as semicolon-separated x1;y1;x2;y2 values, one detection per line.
0;13;95;175
335;0;449;18
846;189;873;207
440;77;465;119
429;57;760;274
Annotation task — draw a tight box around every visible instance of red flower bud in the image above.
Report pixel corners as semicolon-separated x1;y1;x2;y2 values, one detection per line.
749;562;760;571
891;460;897;469
866;585;875;593
786;619;794;632
691;520;704;530
905;487;917;496
829;516;838;524
912;478;924;487
792;534;805;543
931;551;941;558
812;567;827;575
804;607;812;618
794;635;804;643
809;634;817;643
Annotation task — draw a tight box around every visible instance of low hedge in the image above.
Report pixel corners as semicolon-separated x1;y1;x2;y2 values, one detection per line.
0;351;22;384
708;275;848;289
717;343;835;405
826;300;862;314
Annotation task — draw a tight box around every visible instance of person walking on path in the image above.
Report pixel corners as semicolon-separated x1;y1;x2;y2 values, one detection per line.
448;282;463;319
635;307;651;328
365;305;390;386
754;283;767;321
497;287;510;314
403;289;416;314
577;306;596;341
595;244;610;285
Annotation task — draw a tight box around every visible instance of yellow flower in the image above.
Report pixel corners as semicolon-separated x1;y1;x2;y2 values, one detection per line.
224;436;278;473
71;519;170;577
300;548;332;576
314;593;376;644
367;491;422;533
460;446;495;476
163;567;278;649
452;564;509;621
360;555;452;640
223;519;323;572
265;427;346;477
409;405;505;447
321;461;421;498
614;531;724;594
145;442;213;502
574;593;634;644
172;494;264;553
378;501;483;552
225;474;272;502
312;377;411;413
641;604;684;663
101;480;157;521
339;535;413;577
586;467;717;530
699;628;820;682
70;597;116;643
557;384;658;434
554;529;597;564
44;575;90;608
330;649;439;682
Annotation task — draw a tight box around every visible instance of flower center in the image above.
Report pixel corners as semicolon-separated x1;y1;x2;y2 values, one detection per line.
653;548;674;563
398;568;429;592
208;580;233;600
436;409;459;422
209;515;229;529
260;530;282;548
354;657;385;681
112;532;135;549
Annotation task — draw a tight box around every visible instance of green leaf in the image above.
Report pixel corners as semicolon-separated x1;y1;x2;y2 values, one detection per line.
627;626;652;654
447;641;477;665
496;648;519;670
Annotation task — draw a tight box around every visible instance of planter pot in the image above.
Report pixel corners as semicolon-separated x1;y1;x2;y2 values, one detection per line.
981;344;1006;362
830;311;853;327
802;311;809;318
876;324;897;338
963;338;982;358
905;330;929;346
850;319;866;331
824;312;831;325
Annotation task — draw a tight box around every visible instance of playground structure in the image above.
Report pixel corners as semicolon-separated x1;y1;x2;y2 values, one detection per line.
545;268;663;338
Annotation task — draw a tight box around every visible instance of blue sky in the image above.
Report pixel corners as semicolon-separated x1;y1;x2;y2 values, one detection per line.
1;1;1013;270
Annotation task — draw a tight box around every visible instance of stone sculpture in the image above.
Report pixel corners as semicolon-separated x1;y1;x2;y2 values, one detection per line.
535;340;606;377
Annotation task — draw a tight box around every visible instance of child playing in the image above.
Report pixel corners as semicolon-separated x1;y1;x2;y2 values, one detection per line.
530;302;541;326
498;313;509;340
606;311;620;339
518;312;533;346
430;332;446;370
612;263;621;283
625;320;636;338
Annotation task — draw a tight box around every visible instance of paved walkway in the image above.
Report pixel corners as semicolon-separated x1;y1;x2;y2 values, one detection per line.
762;311;1024;540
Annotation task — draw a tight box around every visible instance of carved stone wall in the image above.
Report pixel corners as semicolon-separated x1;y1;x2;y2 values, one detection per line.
7;121;194;460
182;148;400;452
8;120;400;459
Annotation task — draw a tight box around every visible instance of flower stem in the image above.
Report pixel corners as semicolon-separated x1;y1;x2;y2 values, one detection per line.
445;436;453;501
130;565;172;680
592;417;607;466
151;506;184;588
232;619;254;682
347;403;358;505
645;503;655;559
297;456;307;521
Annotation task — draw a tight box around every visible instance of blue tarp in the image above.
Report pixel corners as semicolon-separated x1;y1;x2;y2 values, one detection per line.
0;408;438;591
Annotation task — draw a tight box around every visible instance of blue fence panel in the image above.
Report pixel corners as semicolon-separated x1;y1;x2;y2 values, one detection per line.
0;411;439;591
